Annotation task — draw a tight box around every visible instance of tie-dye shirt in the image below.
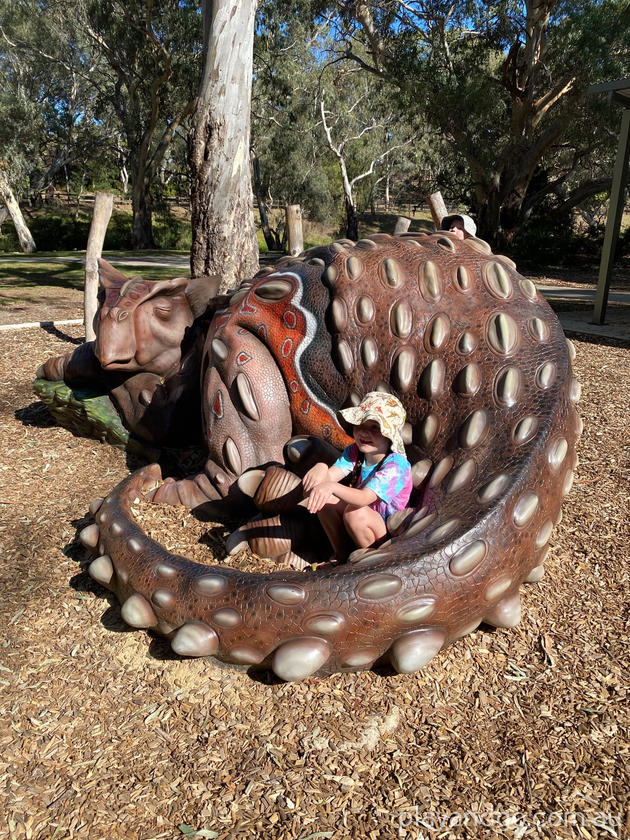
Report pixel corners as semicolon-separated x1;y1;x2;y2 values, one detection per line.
333;444;413;520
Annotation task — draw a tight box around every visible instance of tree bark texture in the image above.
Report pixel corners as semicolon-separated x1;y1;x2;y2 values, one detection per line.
189;0;259;291
252;154;281;250
0;170;36;253
85;192;114;341
131;170;155;251
345;195;359;242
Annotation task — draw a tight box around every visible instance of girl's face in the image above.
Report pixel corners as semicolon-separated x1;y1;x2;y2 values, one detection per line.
353;420;390;456
448;219;466;240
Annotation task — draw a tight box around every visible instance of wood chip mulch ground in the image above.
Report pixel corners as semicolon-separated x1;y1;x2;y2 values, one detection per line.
0;320;628;840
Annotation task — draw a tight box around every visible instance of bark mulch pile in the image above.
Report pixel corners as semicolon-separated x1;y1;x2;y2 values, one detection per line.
0;323;628;840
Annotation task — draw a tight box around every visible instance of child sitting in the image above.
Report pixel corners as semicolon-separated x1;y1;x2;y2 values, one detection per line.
303;392;412;562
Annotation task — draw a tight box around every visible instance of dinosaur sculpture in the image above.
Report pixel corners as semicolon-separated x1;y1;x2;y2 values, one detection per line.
36;232;582;681
35;261;225;448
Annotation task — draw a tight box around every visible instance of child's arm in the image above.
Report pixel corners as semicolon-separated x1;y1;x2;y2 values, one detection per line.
302;462;345;493
305;481;377;514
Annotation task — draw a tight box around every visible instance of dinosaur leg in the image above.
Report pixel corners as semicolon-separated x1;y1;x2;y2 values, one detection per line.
154;328;293;508
237;436;344;515
238;464;304;513
225;511;321;570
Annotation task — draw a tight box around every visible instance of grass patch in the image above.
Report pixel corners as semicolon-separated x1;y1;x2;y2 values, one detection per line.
0;260;190;293
0;248;190;259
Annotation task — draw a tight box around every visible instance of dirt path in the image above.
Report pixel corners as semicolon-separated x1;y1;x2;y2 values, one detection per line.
0;324;628;839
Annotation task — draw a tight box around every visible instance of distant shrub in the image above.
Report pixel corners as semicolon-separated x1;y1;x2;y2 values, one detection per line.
0;207;135;252
153;212;191;250
30;212;92;250
103;212;133;250
512;202;584;265
0;227;18;251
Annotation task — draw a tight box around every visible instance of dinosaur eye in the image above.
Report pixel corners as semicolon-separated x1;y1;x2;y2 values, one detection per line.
155;305;172;320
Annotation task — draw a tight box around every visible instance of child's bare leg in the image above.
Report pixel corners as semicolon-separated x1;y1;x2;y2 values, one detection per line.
317;499;354;561
343;505;387;549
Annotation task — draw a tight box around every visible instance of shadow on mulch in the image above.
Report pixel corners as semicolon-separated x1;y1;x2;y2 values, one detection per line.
15;400;57;428
39;322;84;344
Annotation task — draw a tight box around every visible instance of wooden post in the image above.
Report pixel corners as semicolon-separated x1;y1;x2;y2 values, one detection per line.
593;107;630;324
285;204;304;256
393;216;411;235
426;191;449;229
85;192;114;341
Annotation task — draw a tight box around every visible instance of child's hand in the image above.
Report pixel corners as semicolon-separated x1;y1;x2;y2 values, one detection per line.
302;462;329;493
305;481;337;513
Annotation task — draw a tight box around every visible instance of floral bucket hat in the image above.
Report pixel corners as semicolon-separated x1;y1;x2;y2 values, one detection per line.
338;391;407;455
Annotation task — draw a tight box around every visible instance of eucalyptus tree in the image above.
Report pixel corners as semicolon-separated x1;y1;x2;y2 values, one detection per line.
0;0;108;248
188;0;259;287
331;0;630;243
252;2;339;243
0;18;40;249
318;61;418;238
73;0;201;249
252;3;425;239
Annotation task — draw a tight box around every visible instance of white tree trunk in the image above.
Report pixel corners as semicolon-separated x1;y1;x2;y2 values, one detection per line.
85;192;114;341
189;0;259;290
0;170;36;253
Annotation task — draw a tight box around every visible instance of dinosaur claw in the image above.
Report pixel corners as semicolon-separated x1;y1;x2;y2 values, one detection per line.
88;497;104;515
225;529;248;555
237;469;266;498
251;465;303;513
285;436;313;465
79;523;100;549
152;479;181;506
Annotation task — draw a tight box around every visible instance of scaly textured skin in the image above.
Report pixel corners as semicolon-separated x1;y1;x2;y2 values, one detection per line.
79;232;582;681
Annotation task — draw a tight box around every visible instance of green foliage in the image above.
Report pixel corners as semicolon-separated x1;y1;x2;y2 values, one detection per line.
0;0;118;203
331;0;630;242
511;201;582;264
252;7;340;224
0;206;191;252
153;212;192;251
0;0;627;262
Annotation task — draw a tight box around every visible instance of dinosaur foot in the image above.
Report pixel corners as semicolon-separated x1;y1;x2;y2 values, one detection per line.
225;511;316;571
151;460;235;510
237;464;303;514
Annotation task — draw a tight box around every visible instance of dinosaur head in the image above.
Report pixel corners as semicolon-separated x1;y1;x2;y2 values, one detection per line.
94;259;195;377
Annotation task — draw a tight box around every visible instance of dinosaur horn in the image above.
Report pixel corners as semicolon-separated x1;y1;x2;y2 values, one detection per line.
98;258;131;289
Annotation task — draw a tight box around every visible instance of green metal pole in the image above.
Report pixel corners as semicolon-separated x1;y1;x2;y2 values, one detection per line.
593;107;630;324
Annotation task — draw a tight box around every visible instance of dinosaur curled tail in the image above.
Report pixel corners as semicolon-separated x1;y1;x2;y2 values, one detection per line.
77;233;582;680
